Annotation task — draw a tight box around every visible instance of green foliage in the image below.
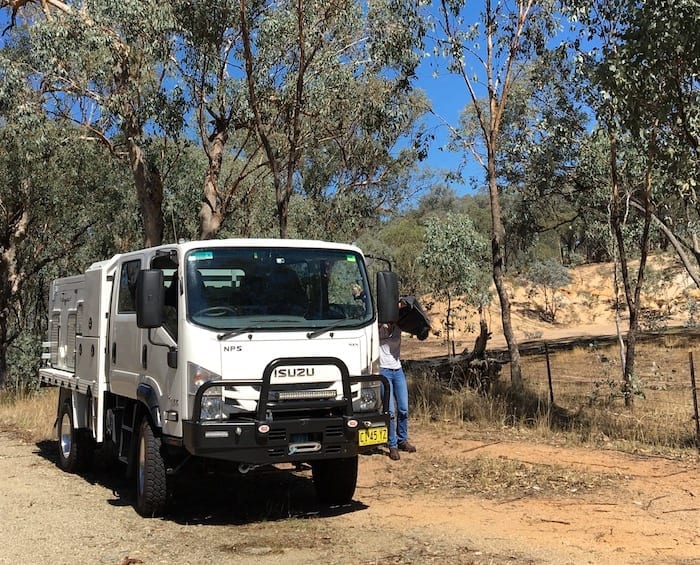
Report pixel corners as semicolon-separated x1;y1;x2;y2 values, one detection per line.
570;0;700;268
156;140;208;243
30;0;180;138
419;213;490;351
12;0;185;246
376;218;424;294
0;37;140;387
226;0;427;237
526;259;572;322
359;188;499;296
566;0;700;403
415;184;460;217
587;374;646;406
172;0;427;238
495;58;593;270
420;213;491;306
0;118;137;388
4;333;42;395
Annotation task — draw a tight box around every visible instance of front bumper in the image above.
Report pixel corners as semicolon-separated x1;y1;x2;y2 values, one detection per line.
181;357;389;465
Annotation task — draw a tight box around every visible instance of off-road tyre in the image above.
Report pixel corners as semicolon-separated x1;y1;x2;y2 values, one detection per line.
135;417;168;517
311;455;358;505
57;400;93;473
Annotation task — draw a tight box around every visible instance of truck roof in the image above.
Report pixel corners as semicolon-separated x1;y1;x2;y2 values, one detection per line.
86;238;365;272
176;238;364;254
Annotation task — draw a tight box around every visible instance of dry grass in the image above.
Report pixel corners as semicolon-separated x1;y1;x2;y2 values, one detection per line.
3;334;699;453
0;387;57;442
407;334;700;452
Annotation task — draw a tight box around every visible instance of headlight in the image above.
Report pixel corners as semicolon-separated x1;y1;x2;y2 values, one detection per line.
353;380;382;413
201;389;226;421
199;386;241;422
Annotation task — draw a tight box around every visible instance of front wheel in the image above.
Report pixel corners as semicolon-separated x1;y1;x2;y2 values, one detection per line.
135;418;168;517
311;456;358;505
57;400;93;473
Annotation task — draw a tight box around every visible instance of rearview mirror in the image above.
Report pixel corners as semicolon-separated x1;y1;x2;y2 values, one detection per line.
136;269;165;329
376;271;399;323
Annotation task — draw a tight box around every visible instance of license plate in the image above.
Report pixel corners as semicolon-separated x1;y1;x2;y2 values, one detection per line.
358;426;388;447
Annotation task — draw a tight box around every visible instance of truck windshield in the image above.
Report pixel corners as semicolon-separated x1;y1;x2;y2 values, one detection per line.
184;247;373;331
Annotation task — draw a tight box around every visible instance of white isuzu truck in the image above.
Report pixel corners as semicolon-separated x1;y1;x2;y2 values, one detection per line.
39;238;397;516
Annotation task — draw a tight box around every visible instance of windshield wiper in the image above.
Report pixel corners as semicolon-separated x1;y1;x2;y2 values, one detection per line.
306;319;352;339
217;327;257;341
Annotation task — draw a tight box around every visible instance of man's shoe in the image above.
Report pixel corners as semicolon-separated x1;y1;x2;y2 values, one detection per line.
388;447;400;461
398;441;416;453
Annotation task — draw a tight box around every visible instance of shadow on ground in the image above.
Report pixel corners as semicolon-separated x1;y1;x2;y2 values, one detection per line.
34;439;369;525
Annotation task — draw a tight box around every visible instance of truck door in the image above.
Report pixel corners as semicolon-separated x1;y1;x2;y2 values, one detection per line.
108;258;144;398
143;252;180;436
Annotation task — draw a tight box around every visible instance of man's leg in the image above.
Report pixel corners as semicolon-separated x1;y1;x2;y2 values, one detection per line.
394;367;415;452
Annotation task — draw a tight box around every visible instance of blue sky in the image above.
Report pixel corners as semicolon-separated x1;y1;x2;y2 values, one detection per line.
412;59;483;196
409;5;487;198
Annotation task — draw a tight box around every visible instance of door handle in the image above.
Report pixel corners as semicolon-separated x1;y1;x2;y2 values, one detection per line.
111;342;116;364
142;345;148;370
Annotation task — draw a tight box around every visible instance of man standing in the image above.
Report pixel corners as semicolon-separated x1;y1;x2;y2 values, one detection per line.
379;317;416;461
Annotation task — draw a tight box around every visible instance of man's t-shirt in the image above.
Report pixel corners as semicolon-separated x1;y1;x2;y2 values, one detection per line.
379;323;402;370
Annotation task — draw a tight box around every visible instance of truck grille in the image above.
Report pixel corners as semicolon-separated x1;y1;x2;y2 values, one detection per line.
268;429;287;442
324;425;344;439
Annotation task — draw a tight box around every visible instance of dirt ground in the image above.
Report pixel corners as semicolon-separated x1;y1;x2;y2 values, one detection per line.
1;423;698;565
2;257;699;564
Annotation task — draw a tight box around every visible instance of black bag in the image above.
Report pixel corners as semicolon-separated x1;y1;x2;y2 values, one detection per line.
397;296;431;341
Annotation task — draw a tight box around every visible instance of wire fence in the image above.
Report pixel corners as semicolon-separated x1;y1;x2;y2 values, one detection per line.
519;337;700;449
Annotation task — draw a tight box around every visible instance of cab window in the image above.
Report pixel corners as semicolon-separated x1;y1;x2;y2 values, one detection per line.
117;260;141;314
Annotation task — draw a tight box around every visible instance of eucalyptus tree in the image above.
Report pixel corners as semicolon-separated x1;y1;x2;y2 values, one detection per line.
430;0;562;385
2;0;183;247
0;45;134;388
0;125;134;390
174;0;271;240
416;184;458;216
496;59;589;269
376;217;425;295
606;0;699;285
157;140;209;243
238;0;424;238
295;103;426;242
419;213;491;357
526;259;571;323
570;0;699;405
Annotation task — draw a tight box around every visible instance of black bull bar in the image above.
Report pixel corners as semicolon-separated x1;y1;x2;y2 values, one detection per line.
182;357;390;464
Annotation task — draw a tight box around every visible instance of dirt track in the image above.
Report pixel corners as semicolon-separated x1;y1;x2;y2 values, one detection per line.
1;424;698;565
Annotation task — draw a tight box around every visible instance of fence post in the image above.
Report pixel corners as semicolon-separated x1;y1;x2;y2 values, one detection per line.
689;352;700;451
545;343;554;406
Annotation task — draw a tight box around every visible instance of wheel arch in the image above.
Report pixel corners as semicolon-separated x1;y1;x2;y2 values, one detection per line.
137;382;162;430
